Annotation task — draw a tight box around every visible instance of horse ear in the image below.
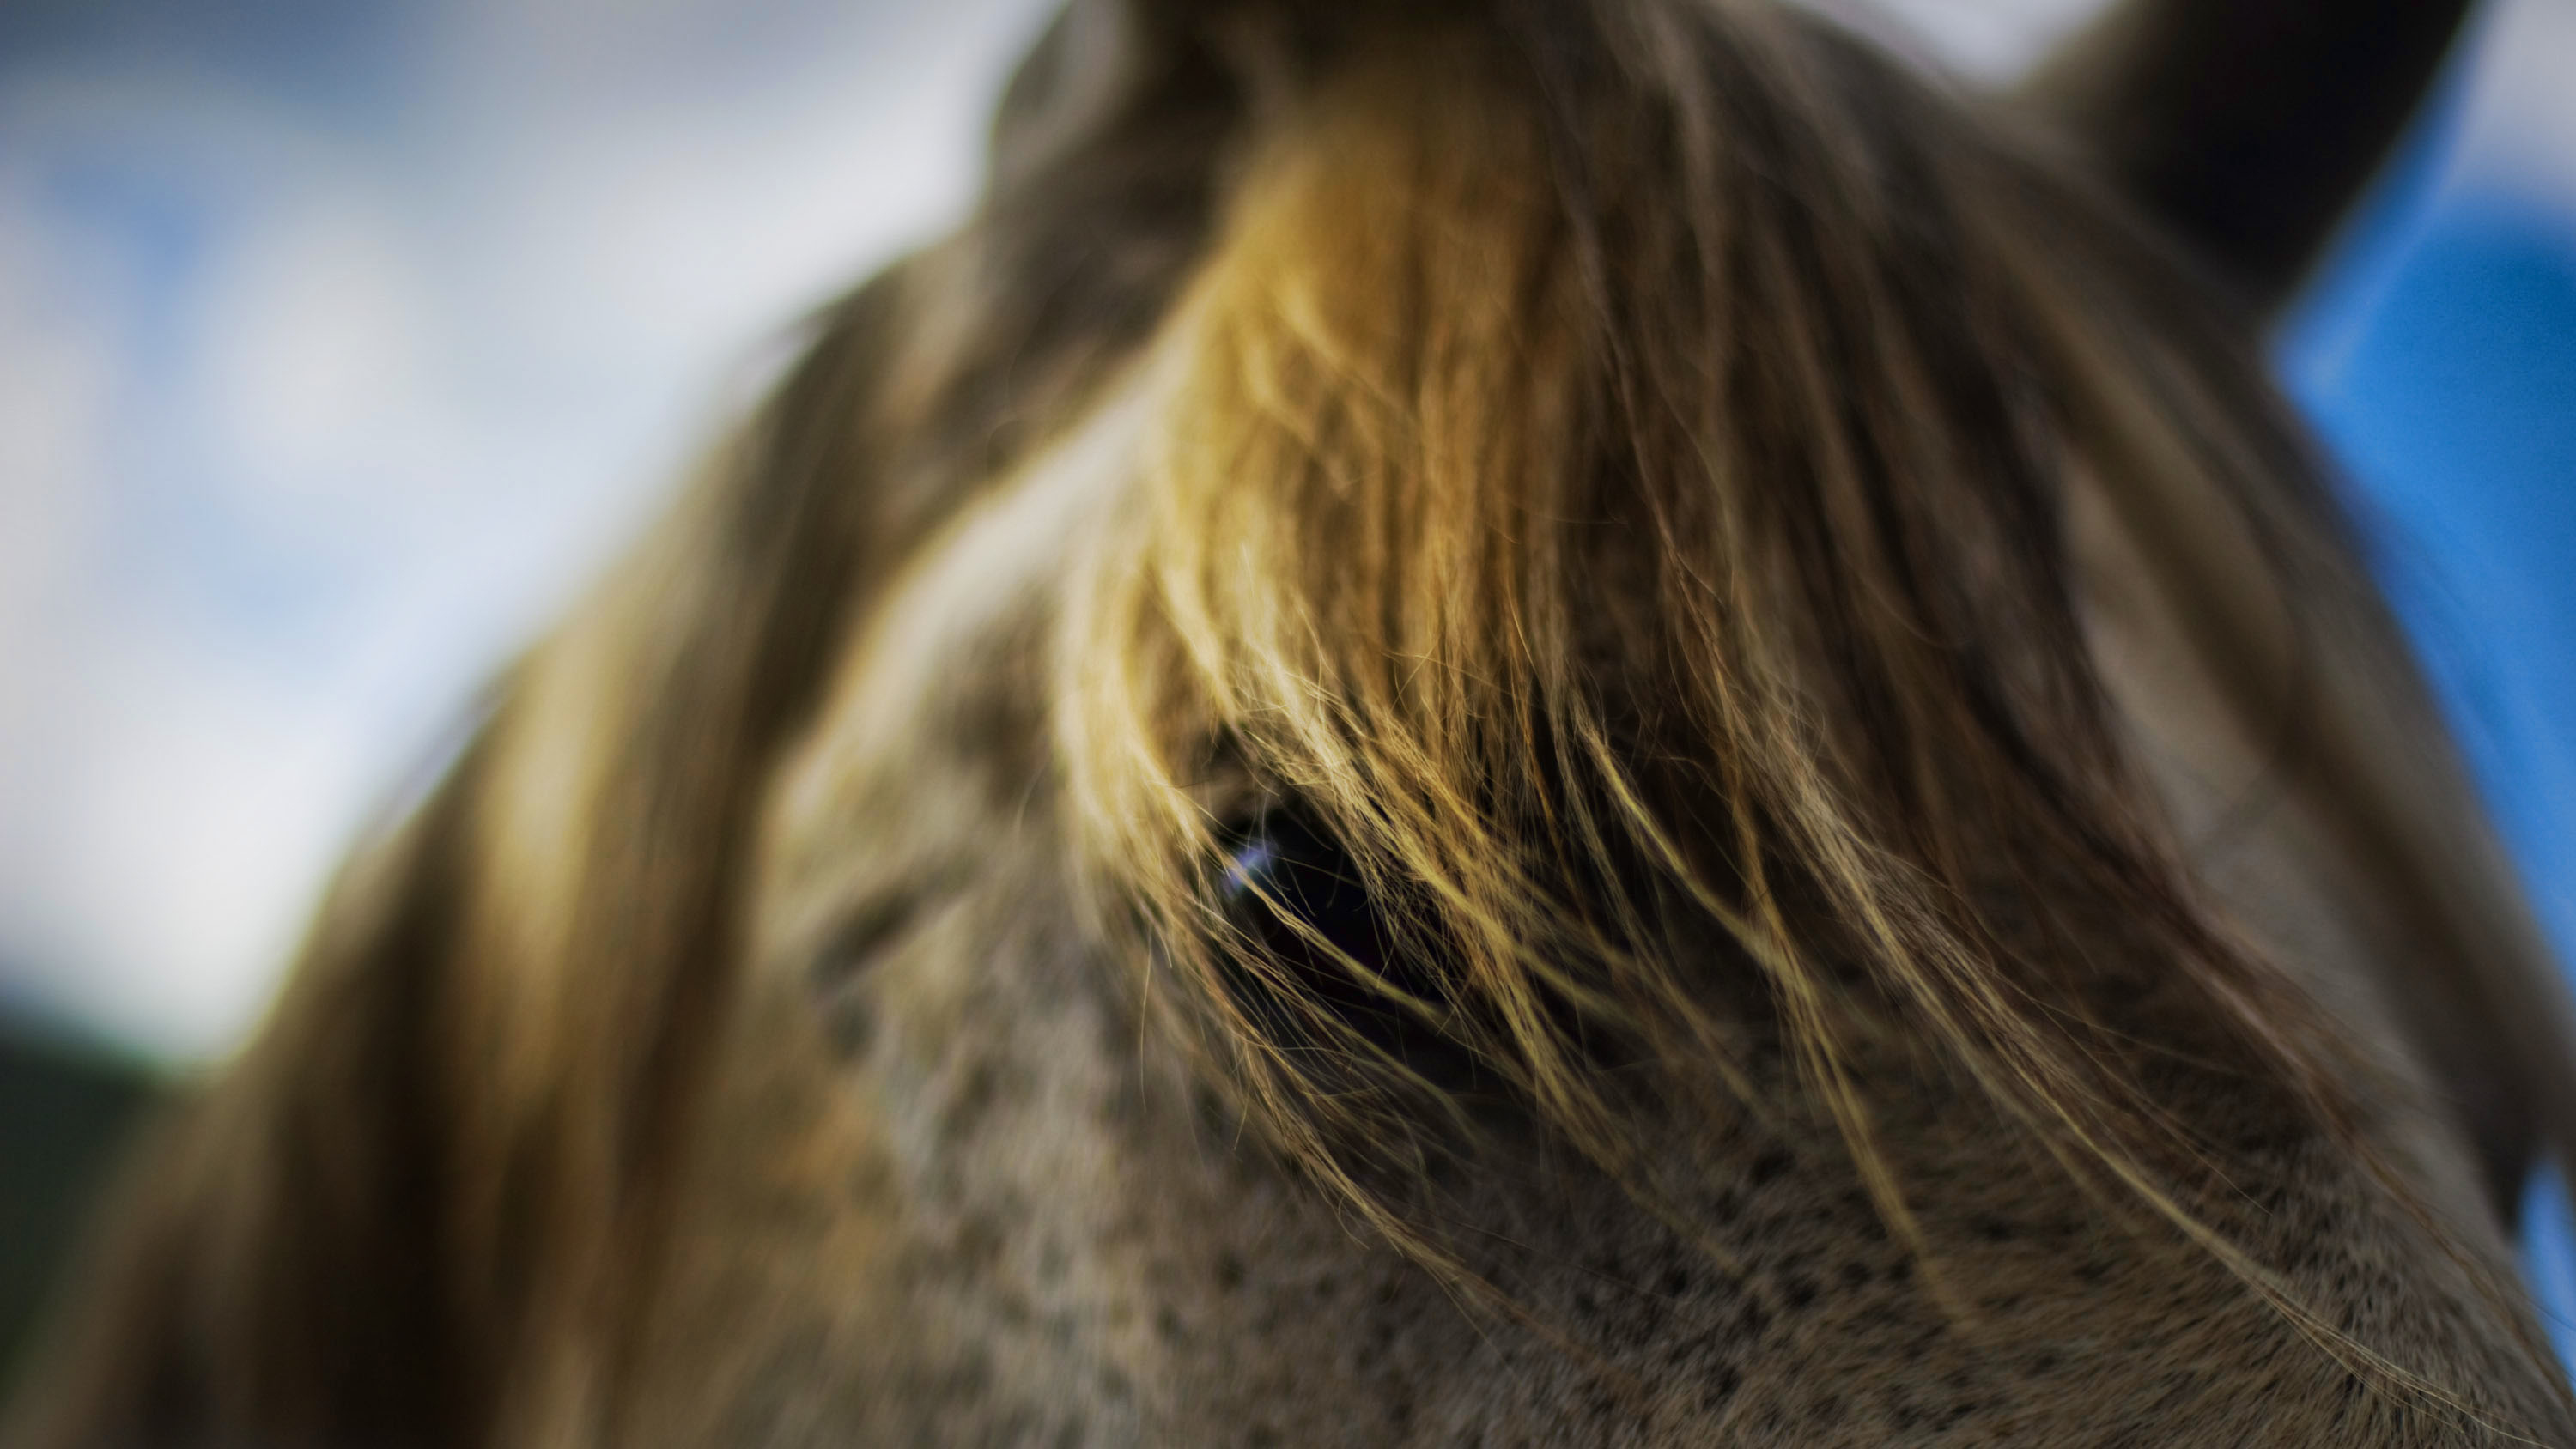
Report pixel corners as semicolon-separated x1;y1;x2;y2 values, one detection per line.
2022;0;2476;311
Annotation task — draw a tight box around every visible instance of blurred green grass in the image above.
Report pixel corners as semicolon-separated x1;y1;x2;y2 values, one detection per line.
0;1014;163;1406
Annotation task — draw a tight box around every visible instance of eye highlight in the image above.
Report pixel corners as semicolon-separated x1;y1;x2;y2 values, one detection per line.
1213;809;1484;1092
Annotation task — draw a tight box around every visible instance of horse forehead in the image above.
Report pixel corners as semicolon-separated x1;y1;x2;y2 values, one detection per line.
761;369;1160;903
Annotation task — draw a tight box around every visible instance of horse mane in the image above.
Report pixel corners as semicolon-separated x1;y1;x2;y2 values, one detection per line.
14;1;2574;1444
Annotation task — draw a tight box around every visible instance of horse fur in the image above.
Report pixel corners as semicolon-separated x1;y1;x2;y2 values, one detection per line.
11;0;2576;1444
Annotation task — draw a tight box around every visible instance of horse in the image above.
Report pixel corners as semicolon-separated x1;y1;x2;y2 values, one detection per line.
11;0;2576;1443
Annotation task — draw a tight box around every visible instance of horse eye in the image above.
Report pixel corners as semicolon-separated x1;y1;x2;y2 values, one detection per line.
1218;810;1392;977
1214;811;1482;1089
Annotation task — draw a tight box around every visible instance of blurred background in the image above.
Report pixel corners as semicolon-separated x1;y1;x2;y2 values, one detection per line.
1;0;2571;1385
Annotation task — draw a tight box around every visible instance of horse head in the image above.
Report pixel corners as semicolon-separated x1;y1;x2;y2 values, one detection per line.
15;1;2576;1444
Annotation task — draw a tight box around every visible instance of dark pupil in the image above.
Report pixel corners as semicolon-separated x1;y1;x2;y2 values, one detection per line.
1220;810;1394;980
1217;811;1477;1086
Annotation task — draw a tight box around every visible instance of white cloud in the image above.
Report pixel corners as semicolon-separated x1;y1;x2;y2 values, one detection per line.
6;634;383;1058
2446;0;2576;220
190;195;439;510
0;216;113;698
0;140;397;1056
1815;0;2112;82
